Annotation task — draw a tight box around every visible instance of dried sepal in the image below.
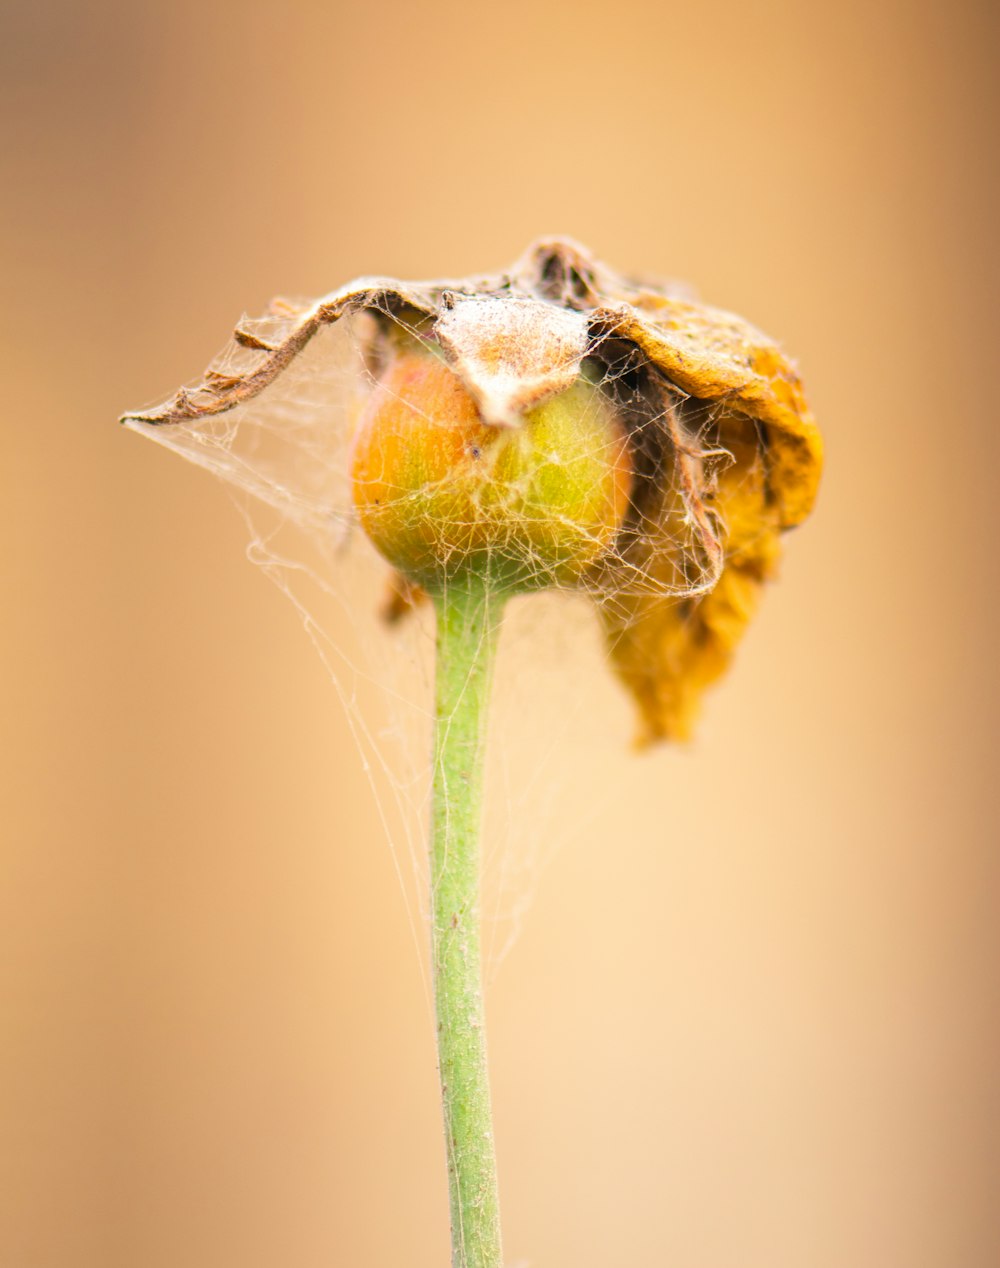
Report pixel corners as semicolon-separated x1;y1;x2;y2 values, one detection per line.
122;238;822;743
381;571;429;625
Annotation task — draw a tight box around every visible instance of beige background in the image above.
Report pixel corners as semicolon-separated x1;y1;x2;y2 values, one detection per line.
2;0;998;1265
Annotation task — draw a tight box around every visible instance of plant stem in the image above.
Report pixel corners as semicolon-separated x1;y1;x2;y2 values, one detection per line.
430;578;505;1268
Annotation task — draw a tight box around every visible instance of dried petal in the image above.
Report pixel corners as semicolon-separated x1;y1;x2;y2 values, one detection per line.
591;300;823;529
599;407;783;743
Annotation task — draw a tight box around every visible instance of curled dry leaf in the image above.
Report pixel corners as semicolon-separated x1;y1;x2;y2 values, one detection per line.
122;237;822;743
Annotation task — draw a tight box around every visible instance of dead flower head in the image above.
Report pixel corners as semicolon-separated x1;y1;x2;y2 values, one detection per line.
122;237;822;744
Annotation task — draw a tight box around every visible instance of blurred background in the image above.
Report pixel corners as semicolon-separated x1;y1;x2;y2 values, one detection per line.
2;0;998;1265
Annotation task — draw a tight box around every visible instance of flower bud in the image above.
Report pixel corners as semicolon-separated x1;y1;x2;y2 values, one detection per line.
122;238;822;742
351;348;632;592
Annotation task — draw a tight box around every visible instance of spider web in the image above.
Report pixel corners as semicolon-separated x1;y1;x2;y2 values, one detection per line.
122;303;737;990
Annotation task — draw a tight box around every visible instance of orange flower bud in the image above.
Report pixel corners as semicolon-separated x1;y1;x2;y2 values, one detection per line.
351;348;632;592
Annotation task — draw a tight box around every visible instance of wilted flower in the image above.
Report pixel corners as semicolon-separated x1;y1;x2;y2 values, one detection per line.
122;237;822;742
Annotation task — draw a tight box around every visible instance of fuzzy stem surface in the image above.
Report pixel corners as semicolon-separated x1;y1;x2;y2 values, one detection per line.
430;578;504;1268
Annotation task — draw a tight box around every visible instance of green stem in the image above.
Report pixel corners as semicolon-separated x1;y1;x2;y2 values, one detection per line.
430;578;505;1268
